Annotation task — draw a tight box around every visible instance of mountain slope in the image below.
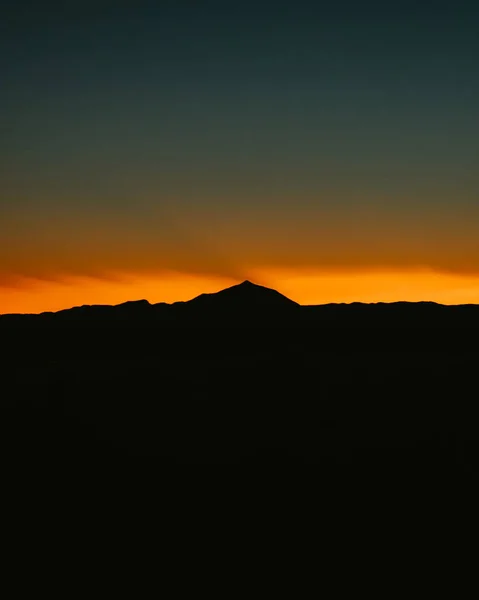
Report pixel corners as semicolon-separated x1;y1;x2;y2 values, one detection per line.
184;280;299;311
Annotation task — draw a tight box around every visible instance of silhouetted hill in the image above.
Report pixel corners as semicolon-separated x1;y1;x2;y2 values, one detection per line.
184;280;299;310
2;279;479;328
1;278;479;477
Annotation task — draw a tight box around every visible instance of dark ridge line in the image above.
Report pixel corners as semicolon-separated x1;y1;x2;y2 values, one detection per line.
1;279;479;317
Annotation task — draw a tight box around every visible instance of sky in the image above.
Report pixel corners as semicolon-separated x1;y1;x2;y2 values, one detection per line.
1;0;479;312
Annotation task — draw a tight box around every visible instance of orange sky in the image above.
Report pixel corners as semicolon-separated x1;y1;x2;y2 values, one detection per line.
3;198;479;314
2;2;479;315
3;267;479;314
3;203;479;313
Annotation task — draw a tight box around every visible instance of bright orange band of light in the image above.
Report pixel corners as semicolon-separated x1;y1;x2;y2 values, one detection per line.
3;267;479;315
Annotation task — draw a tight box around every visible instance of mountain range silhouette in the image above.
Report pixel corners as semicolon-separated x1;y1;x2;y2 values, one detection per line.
1;278;478;478
1;279;478;329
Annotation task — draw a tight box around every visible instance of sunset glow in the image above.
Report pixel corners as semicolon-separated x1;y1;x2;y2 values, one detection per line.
3;267;479;315
2;3;478;315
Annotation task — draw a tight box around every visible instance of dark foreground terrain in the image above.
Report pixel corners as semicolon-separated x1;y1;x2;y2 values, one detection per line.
1;282;478;486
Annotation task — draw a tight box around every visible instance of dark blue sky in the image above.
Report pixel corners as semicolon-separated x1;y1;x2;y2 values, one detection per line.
1;0;479;308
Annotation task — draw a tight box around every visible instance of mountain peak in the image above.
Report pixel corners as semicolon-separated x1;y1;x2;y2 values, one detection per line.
187;280;299;310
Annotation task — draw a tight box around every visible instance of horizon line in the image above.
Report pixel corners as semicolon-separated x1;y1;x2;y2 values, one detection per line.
2;278;479;317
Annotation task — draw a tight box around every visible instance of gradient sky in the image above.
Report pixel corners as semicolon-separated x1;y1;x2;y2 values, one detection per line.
2;0;479;312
